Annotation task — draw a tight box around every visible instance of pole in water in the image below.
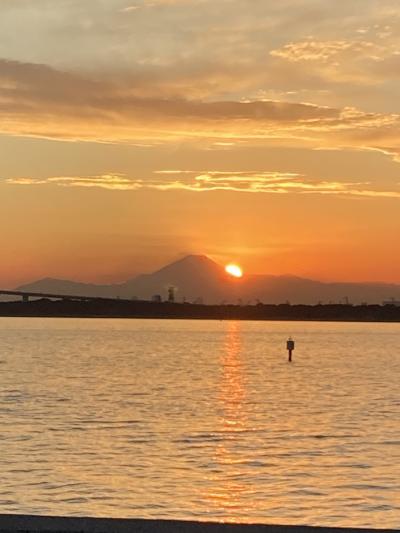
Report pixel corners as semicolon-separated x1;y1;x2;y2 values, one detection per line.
286;336;295;362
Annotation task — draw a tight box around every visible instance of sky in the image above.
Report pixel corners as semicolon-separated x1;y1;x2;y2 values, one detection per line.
1;0;400;287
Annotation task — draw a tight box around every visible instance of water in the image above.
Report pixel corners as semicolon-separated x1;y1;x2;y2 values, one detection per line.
0;318;399;528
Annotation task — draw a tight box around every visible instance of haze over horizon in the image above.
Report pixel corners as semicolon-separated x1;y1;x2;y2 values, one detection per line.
13;254;400;306
8;253;400;289
1;0;399;287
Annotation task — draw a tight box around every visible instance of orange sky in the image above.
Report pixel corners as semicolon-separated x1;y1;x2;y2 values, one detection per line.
1;0;399;287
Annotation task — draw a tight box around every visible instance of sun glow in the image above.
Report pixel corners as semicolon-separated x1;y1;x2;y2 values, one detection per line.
225;263;243;278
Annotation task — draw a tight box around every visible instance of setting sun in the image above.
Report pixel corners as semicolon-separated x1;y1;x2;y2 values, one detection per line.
225;264;243;278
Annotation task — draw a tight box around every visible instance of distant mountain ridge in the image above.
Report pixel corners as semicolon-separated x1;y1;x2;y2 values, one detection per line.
16;254;400;305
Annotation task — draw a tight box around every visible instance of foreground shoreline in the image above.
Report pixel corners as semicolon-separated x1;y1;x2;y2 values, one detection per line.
0;300;400;322
0;515;398;533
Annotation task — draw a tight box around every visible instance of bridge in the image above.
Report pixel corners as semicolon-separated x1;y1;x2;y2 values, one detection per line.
0;289;130;303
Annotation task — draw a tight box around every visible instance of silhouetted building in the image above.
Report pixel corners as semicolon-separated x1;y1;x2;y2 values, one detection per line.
167;286;176;303
383;298;400;306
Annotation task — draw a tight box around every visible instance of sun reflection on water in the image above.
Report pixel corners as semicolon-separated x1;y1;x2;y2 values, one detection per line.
205;321;258;523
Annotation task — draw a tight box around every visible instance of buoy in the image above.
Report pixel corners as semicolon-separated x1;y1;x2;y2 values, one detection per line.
286;337;295;362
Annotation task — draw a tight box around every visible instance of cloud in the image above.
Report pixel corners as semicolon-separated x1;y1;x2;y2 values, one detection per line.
5;171;400;198
2;0;400;113
120;5;141;12
2;57;400;163
5;177;47;185
270;39;382;64
5;174;141;190
0;58;337;134
269;35;400;89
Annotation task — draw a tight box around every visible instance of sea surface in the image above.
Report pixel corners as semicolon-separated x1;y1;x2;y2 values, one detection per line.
0;318;399;528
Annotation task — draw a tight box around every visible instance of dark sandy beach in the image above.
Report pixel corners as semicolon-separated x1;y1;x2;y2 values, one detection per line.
0;515;397;533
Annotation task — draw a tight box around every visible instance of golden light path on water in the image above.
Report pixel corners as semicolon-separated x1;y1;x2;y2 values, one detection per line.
204;321;256;522
204;322;291;522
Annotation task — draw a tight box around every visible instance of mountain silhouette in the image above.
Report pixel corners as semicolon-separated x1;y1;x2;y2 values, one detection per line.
17;277;120;298
121;254;230;301
16;254;400;304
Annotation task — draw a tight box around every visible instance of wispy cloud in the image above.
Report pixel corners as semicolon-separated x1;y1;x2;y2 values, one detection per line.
18;174;143;191
270;39;384;64
120;5;141;12
5;171;400;198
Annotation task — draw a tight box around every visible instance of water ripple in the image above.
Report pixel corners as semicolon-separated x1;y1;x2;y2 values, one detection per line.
0;317;399;528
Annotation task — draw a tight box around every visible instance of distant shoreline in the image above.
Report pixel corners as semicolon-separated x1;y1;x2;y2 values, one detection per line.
0;299;400;322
